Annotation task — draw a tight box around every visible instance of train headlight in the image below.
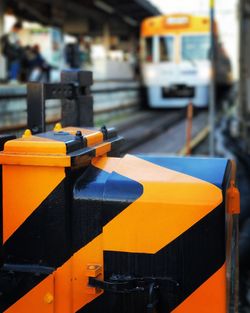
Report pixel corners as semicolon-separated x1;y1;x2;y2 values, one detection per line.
199;66;212;81
144;68;157;80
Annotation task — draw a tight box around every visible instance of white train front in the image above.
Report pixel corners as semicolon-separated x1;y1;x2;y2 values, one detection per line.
140;15;232;108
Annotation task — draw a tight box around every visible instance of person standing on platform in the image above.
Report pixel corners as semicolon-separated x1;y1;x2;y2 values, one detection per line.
1;21;23;83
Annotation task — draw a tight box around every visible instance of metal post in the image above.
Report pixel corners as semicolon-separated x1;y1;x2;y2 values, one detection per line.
186;101;193;156
0;0;6;80
27;83;46;134
61;70;93;127
103;23;110;54
26;71;94;134
209;0;216;156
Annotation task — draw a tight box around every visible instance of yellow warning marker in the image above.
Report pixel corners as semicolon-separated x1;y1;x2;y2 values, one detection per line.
22;129;32;138
54;123;62;132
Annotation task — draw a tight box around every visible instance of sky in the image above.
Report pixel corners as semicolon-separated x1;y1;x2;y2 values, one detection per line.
149;0;239;79
150;0;237;14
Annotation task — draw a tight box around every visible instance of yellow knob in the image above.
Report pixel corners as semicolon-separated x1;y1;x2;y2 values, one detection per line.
22;129;32;138
54;123;62;132
44;292;54;304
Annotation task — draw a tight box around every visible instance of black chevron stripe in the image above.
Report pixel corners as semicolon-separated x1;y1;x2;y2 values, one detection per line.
78;203;225;313
0;165;143;311
0;178;69;312
0;135;16;267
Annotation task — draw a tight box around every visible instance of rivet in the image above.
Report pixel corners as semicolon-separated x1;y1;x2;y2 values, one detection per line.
75;130;82;137
88;265;96;270
44;292;53;304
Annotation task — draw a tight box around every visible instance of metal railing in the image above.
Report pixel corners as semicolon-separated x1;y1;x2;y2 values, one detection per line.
0;80;140;134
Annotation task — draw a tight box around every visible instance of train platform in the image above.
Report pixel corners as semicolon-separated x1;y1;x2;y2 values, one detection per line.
0;80;140;133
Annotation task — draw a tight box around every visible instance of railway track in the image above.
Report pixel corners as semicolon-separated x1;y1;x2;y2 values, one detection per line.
1;105;209;156
118;110;186;153
109;109;209;155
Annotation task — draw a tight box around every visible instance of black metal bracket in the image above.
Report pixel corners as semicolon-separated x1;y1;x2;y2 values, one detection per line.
89;274;179;313
1;263;55;275
27;70;93;134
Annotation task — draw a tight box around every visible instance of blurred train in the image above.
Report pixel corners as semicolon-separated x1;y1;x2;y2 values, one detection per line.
140;14;232;108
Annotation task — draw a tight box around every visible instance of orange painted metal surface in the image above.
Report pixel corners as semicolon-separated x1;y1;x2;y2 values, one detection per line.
0;127;110;167
3;135;66;155
95;143;111;156
62;127;104;147
5;275;55;313
172;264;227;313
1;130;231;313
2;165;65;242
5;235;104;313
92;155;222;253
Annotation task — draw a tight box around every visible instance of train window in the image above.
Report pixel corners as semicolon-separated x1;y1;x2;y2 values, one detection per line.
143;37;153;63
181;35;210;61
159;36;174;62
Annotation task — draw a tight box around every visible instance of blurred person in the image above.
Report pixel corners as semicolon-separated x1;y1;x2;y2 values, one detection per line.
19;45;34;81
129;46;140;80
65;42;81;69
1;21;23;82
23;44;52;82
65;37;91;69
79;37;91;68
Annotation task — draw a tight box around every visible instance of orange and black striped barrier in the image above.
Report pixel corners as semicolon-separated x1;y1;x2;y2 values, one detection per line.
0;72;240;313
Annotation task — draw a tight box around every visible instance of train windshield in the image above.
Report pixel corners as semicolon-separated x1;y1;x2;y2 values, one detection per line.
143;37;153;63
181;35;210;61
159;36;174;62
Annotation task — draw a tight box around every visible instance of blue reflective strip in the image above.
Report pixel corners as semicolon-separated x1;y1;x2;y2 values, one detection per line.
138;155;229;189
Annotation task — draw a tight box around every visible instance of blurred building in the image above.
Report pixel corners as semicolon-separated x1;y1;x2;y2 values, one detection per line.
0;0;160;82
